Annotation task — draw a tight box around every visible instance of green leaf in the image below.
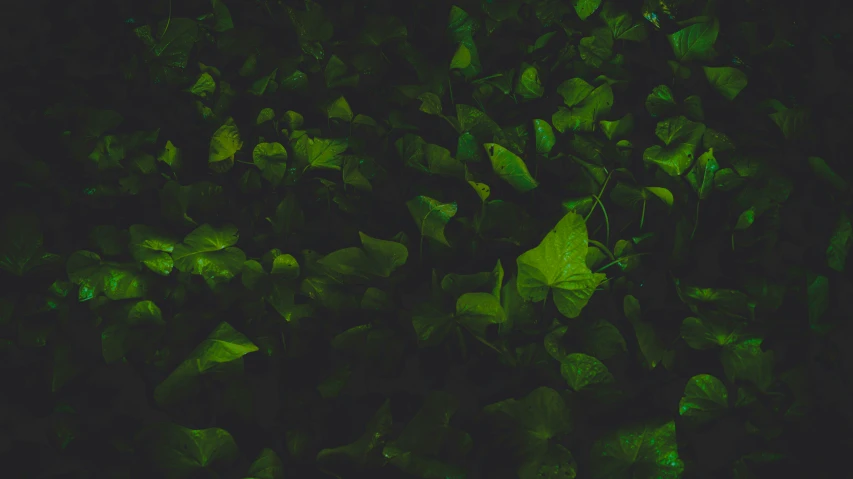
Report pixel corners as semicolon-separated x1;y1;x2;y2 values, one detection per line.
359;232;408;277
66;251;148;301
679;374;728;423
518;444;577;479
141;423;239;479
556;78;594;107
412;302;456;346
210;0;234;32
590;419;684;479
146;18;200;69
645;85;677;118
102;300;166;363
406;196;458;246
187;72;216;97
0;213;60;276
515;64;544;99
129;224;176;276
579;28;613;68
342;156;373;191
686;148;719;199
286;1;334;60
667;19;719;62
326;95;353;122
382;392;471;478
573;0;601;20
154;322;258;406
450;43;472;70
317;399;393;471
560;353;614;391
417;92;443;115
827;212;852;271
533;119;556;155
209;117;242;167
552;82;613;133
600;3;647;41
293;135;348;170
599;113;634;141
680;315;740;349
808;156;848;192
271;253;300;279
484;387;571;459
703;66;748;100
468;181;491;202
325;55;359;88
360;15;407;46
516;212;606;318
808;273;831;334
246;448;285;479
172;224;246;289
253;142;288;186
721;338;774;391
456;292;506;335
484;143;538;192
643;116;706;176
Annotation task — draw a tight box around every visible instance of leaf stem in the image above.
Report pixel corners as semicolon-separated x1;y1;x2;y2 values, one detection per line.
594;253;652;273
690;200;701;239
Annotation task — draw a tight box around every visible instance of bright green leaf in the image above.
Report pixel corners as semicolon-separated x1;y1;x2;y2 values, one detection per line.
484;143;538;192
406;196;457;246
516;212;606;318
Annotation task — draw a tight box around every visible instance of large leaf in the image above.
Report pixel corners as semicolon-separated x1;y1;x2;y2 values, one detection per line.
516;212;606;318
209;117;242;168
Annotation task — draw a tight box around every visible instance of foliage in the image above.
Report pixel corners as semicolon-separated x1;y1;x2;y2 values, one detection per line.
1;0;851;477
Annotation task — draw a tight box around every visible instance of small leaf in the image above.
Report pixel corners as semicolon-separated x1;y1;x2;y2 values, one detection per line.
484;143;538;192
515;64;544;99
253;142;288;186
468;181;491;202
533;119;556;155
417;92;443;116
406;196;458;246
560;353;614;391
450;43;472;70
573;0;601;20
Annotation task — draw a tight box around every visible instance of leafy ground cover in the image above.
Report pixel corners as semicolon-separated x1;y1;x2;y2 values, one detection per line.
1;0;852;477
